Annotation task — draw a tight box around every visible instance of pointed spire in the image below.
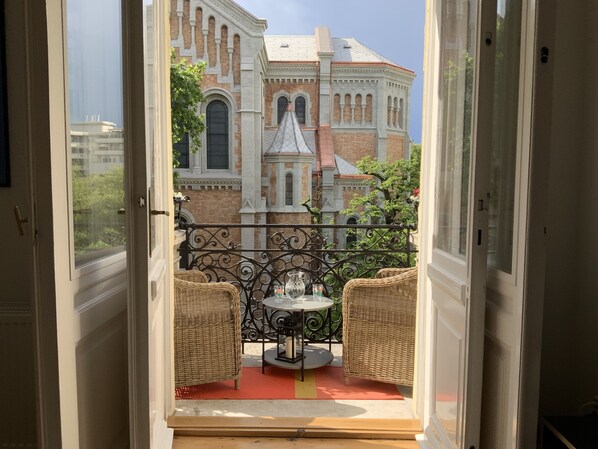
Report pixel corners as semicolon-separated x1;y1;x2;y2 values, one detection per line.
265;103;313;155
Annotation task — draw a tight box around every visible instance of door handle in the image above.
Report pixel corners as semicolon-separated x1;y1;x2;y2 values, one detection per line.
117;208;126;215
13;206;28;236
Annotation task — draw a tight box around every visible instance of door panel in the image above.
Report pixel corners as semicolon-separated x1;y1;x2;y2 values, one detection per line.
480;0;537;446
53;0;131;446
76;311;129;449
126;0;173;447
421;0;496;447
43;0;172;446
433;302;464;443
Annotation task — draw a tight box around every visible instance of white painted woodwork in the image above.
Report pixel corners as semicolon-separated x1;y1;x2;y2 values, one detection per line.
30;0;173;448
479;0;543;446
419;0;496;447
6;1;590;448
126;0;175;447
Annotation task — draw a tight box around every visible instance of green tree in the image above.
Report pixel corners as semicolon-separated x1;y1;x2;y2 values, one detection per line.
170;51;206;165
72;167;125;255
343;143;421;226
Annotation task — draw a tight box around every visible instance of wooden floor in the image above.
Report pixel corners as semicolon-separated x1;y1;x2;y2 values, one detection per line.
169;416;421;448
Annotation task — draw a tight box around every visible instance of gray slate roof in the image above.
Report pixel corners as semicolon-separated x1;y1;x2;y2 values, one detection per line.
264;129;316;154
334;155;360;175
264;36;394;64
264;110;313;155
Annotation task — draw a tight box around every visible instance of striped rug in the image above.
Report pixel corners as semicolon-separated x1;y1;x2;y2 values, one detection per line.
176;366;404;400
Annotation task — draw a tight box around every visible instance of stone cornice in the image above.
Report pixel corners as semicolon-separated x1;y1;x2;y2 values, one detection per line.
264;153;315;163
331;78;379;86
265;65;319;79
331;65;415;86
177;175;243;190
335;177;371;187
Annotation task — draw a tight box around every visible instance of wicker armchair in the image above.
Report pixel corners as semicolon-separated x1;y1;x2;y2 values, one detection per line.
174;269;209;284
342;267;418;387
173;275;242;389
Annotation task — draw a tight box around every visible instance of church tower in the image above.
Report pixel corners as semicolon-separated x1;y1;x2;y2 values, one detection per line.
264;104;315;225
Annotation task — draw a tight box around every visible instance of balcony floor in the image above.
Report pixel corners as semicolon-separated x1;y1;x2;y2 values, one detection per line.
174;343;415;420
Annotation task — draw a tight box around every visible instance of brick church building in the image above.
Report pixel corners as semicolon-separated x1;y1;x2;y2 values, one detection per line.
170;0;415;236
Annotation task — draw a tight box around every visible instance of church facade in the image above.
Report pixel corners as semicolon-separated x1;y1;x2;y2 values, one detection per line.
170;0;415;235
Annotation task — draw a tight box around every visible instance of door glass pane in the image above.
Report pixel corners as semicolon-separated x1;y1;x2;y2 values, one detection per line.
487;0;522;273
68;0;125;267
434;0;477;257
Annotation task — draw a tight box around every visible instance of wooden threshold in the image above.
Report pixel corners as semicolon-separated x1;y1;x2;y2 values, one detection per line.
173;436;421;449
168;416;421;440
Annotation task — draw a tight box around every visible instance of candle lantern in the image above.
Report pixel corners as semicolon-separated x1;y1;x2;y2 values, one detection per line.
276;315;303;363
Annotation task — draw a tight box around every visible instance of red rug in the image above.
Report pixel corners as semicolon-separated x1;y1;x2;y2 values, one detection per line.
176;366;403;400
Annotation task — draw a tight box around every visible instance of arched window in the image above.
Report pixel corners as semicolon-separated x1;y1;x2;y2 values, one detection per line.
173;132;190;168
346;217;358;247
206;100;228;169
277;96;289;124
285;172;293;206
295;96;306;124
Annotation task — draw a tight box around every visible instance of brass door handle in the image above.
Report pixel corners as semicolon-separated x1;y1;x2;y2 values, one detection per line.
13;206;28;236
151;210;170;217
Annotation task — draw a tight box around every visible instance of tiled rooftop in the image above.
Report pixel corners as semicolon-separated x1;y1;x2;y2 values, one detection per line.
264;36;394;64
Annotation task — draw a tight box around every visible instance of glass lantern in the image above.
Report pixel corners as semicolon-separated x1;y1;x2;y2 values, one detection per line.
276;315;303;363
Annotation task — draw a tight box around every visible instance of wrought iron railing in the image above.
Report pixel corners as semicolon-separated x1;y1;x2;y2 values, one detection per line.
178;223;417;344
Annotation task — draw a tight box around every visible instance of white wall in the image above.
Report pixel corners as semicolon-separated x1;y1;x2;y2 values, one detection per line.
540;0;598;416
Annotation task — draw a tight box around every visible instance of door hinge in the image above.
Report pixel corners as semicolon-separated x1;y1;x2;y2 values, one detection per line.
540;46;550;64
13;206;28;236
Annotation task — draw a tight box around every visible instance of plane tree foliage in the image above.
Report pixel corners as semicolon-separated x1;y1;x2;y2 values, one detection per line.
343;143;421;226
170;52;206;166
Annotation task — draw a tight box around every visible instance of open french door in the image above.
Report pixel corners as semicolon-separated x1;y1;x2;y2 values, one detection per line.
42;0;173;446
126;0;174;447
419;0;496;447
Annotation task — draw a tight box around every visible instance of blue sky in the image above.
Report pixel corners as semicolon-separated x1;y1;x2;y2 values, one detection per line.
234;0;426;143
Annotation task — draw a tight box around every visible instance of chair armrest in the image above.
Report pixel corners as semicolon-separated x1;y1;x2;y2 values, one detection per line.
375;267;417;279
175;270;209;283
343;269;418;322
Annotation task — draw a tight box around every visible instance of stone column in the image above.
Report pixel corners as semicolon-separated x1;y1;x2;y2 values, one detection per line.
316;27;334;126
377;82;388;161
215;37;221;71
190;19;196;55
177;10;183;41
202;29;208;60
228;47;234;78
